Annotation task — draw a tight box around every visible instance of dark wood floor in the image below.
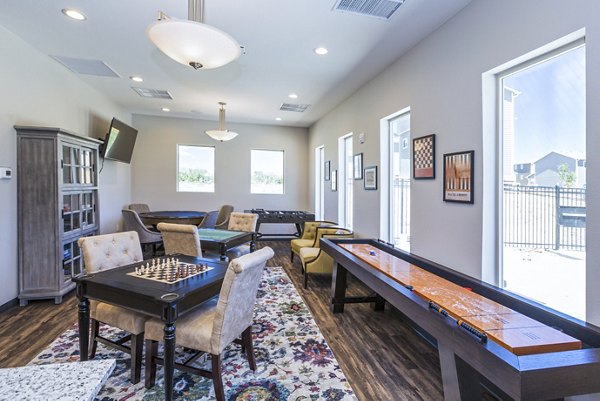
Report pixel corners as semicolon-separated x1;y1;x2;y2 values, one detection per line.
0;241;455;400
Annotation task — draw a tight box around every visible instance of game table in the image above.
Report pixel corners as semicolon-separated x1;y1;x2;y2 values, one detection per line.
139;210;207;227
245;209;315;238
321;238;600;401
74;255;228;401
198;228;255;260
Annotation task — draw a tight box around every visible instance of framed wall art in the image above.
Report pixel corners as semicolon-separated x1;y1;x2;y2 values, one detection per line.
353;153;363;180
413;134;435;179
324;161;331;181
443;150;474;203
364;166;377;190
331;170;337;191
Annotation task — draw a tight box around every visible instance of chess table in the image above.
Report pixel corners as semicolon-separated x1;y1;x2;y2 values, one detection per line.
74;255;228;401
246;209;316;238
198;228;255;260
321;238;600;401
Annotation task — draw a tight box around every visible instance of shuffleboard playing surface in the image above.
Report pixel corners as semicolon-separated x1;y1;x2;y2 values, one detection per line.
339;243;581;356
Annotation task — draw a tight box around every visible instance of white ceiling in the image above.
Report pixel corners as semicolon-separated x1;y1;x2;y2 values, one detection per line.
0;0;471;127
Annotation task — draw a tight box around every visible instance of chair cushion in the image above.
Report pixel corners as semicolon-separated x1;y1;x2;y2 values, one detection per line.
226;244;251;260
299;247;320;262
144;297;218;351
78;232;143;274
92;302;148;335
291;239;314;254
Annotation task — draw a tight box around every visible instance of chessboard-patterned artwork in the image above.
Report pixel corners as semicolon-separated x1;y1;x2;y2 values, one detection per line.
443;150;474;204
413;134;435;179
126;257;214;284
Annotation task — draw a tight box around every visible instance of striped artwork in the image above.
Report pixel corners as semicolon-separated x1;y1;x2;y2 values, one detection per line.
443;150;474;203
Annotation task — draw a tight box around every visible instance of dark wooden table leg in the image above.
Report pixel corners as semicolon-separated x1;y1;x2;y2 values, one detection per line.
250;234;256;252
77;295;90;361
373;294;386;311
294;223;303;237
438;340;481;401
219;244;227;261
163;322;176;401
331;263;348;313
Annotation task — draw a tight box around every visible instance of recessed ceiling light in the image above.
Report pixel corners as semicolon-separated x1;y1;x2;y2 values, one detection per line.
161;107;170;112
314;47;328;55
275;117;282;121
61;8;87;21
288;93;298;99
129;76;143;82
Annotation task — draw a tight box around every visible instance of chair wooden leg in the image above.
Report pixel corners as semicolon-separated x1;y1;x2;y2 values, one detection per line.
130;333;143;384
89;319;100;358
145;340;158;388
242;326;257;371
303;266;308;289
290;251;294;262
211;354;225;401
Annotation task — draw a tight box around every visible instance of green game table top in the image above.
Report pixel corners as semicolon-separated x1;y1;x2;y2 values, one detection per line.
198;228;250;242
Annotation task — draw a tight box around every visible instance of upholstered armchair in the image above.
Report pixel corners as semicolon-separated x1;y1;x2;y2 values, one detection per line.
199;210;219;228
121;209;162;256
214;204;234;230
226;212;258;260
128;203;150;214
290;221;336;262
299;226;353;289
157;222;202;257
77;231;148;384
144;247;275;401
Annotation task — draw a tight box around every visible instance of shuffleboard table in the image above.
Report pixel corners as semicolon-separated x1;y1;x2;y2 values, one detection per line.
321;238;600;401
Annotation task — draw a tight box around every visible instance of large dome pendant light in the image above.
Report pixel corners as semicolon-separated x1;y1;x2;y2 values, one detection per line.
206;102;238;141
146;0;242;70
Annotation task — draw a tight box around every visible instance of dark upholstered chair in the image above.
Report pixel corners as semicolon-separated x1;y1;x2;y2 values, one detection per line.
199;210;219;228
128;203;150;214
121;209;163;256
214;205;234;230
144;247;275;401
77;231;148;384
157;222;202;257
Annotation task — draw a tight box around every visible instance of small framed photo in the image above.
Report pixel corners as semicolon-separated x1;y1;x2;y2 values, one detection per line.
353;153;363;180
443;150;474;203
413;134;435;179
364;166;377;190
331;170;337;191
324;161;331;181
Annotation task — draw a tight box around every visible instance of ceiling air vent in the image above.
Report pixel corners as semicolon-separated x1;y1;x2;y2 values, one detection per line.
280;103;310;112
50;56;120;77
131;87;173;99
333;0;406;20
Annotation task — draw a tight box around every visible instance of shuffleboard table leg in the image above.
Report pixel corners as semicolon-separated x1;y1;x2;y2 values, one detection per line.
438;341;481;401
331;263;348;313
372;294;386;311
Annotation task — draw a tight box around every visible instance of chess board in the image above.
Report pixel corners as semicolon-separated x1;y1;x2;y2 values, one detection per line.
126;258;214;284
413;134;435;179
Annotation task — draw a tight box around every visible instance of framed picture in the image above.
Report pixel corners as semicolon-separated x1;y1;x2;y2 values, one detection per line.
353;153;363;180
331;170;337;191
364;166;377;190
324;161;331;181
413;134;435;179
443;150;474;203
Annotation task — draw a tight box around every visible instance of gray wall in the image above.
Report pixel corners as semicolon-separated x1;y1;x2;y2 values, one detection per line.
0;25;131;307
308;0;600;329
131;115;309;218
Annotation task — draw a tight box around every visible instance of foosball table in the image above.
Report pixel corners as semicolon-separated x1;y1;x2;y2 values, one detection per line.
246;209;315;238
321;238;600;401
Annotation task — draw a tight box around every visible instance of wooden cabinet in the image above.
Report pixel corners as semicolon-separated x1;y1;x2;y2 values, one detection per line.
15;126;101;306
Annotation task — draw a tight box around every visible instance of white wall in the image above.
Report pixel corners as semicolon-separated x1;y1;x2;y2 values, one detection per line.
131;115;309;219
308;0;600;327
0;26;131;306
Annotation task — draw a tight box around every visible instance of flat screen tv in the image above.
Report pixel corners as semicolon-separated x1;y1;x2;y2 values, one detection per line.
101;118;138;163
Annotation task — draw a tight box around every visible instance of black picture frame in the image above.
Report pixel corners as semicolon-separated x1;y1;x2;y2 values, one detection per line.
364;166;377;190
324;161;331;181
353;153;363;180
331;170;337;191
443;150;474;204
413;134;435;179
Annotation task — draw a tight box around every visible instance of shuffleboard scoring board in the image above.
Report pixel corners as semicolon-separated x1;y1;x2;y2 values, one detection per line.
339;243;581;356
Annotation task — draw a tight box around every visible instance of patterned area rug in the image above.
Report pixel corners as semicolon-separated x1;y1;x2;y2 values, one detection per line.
29;266;357;401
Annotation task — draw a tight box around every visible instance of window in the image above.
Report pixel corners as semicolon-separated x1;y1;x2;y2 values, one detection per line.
315;146;325;220
251;150;284;194
338;134;353;229
498;40;586;319
177;144;215;192
389;112;411;251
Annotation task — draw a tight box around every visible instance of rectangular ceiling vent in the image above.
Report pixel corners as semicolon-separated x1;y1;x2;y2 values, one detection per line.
333;0;406;20
50;56;120;77
280;103;310;112
131;87;173;99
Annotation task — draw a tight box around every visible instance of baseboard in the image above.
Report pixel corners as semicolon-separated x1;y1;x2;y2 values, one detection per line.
0;298;18;313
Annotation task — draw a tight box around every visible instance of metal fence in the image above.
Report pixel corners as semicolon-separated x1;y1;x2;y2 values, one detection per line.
503;183;586;250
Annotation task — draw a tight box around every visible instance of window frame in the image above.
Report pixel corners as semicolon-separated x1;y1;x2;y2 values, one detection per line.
250;148;285;195
176;143;216;193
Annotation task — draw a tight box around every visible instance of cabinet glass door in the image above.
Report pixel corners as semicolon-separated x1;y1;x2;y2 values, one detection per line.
80;147;95;185
63;238;83;280
62;193;82;235
81;191;96;229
